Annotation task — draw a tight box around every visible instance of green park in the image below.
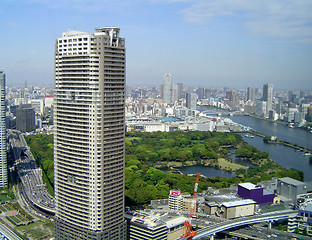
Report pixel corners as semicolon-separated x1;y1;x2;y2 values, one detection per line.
24;131;303;207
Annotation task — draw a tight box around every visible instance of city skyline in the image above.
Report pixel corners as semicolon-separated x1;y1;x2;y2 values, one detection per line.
1;0;312;89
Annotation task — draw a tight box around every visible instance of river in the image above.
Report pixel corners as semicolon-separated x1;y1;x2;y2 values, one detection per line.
177;107;312;181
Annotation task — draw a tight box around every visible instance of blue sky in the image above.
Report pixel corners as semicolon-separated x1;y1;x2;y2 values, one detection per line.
1;0;311;90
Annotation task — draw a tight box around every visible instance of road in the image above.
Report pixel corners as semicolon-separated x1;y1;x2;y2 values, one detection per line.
0;223;22;240
178;210;297;239
8;130;55;214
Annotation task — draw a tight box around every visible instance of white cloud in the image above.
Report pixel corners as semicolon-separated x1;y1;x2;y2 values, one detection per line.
5;22;20;27
180;0;312;43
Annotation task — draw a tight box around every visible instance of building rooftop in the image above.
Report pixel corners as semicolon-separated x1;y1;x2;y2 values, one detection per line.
150;199;168;209
165;216;188;229
222;199;256;208
239;182;260;190
278;177;304;186
263;189;274;196
129;211;165;229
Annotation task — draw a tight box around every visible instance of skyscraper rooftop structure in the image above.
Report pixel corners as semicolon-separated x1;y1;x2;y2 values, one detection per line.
0;71;7;187
54;28;126;239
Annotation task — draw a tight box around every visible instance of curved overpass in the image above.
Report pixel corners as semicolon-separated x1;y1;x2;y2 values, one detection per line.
180;210;297;239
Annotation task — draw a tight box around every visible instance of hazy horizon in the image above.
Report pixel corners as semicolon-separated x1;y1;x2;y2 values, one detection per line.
1;0;311;90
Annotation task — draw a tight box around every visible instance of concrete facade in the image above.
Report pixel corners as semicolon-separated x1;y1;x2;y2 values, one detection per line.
0;71;7;187
277;177;307;204
54;28;126;239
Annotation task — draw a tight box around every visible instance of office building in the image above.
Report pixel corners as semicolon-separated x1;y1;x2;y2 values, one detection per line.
287;106;298;122
162;73;172;104
0;71;7;187
126;211;188;240
16;104;35;132
171;83;183;103
198;87;208;100
255;100;267;118
168;190;183;211
54;28;126;239
247;87;256;102
276;177;307;204
204;200;256;219
30;99;44;114
263;83;273;115
44;94;54;108
185;92;197;110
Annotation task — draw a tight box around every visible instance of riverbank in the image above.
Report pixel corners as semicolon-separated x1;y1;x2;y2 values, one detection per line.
249;130;312;154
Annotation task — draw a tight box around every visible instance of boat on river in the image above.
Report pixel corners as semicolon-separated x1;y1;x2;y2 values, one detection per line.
245;134;254;138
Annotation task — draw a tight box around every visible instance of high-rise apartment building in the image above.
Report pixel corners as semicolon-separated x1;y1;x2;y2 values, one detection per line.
54;28;126;239
0;71;7;187
16;104;35;132
263;84;273;115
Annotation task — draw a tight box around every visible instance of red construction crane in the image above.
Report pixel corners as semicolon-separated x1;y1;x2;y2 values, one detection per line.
182;172;200;240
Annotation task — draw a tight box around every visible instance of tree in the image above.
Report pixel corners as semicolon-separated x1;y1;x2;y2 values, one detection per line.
263;136;271;143
235;148;252;158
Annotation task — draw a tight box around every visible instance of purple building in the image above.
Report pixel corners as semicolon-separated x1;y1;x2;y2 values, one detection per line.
238;183;275;204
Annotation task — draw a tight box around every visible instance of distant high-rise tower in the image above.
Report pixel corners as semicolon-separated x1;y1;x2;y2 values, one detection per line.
163;73;172;104
16;104;35;132
186;92;197;110
54;28;126;239
172;82;183;103
263;84;273;115
0;71;7;187
247;87;256;102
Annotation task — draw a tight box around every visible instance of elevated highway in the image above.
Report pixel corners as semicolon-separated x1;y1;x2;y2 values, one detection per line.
179;210;297;239
8;130;55;215
0;222;22;240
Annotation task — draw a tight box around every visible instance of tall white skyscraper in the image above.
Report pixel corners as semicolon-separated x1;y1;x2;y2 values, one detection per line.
0;71;7;187
54;28;126;239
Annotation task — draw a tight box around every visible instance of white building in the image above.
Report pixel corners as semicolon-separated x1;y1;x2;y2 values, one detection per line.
288;202;312;236
0;71;7;187
168;190;183;211
30;99;44;114
127;211;188;240
287;107;298;122
54;28;126;239
44;94;54;108
256;100;267;118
